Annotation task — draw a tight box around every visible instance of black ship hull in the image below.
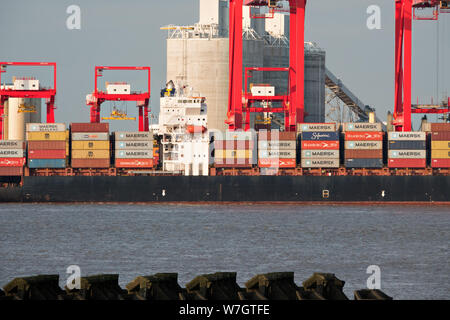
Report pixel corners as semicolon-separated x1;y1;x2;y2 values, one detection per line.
0;176;449;203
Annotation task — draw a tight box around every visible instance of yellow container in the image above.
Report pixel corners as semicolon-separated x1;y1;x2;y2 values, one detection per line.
72;141;110;150
71;150;110;159
26;131;67;141
215;149;252;158
431;141;450;150
431;150;450;159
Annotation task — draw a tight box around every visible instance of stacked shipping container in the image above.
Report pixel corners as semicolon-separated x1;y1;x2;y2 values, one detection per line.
26;123;67;168
0;140;25;176
114;132;155;168
388;132;426;168
71;123;110;168
343;123;384;168
213;131;256;168
430;123;450;168
299;123;340;168
257;130;297;168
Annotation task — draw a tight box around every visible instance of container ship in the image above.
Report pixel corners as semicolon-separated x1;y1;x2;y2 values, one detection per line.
0;0;449;203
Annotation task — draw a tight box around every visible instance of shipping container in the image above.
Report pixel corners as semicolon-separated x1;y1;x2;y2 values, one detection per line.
430;123;450;132
344;132;383;141
28;149;66;159
343;123;382;132
301;158;340;168
71;141;110;150
298;123;337;132
258;131;297;141
258;158;296;168
344;141;383;150
115;150;153;159
431;131;450;141
114;132;153;141
431;150;450;159
71;133;110;141
28;159;66;169
215;150;253;159
258;140;296;150
27;132;66;141
0;149;24;158
431;141;450;149
71;150;110;159
214;158;253;167
28;141;66;150
0;141;25;149
71;159;110;168
345;158;384;168
258;150;296;159
431;159;450;168
388;159;426;168
115;158;154;168
115;141;153;150
301;131;339;141
388;132;426;141
388;150;426;159
26;123;66;132
0;167;23;176
214;140;255;150
388;140;426;150
0;158;26;167
301;141;339;150
301;150;340;159
223;131;255;141
344;149;383;159
70;123;109;133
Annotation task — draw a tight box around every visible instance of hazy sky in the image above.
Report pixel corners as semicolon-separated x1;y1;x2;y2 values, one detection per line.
0;0;448;131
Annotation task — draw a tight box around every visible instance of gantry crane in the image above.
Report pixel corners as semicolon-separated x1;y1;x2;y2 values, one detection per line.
226;0;307;132
394;0;450;131
0;62;57;140
86;66;151;132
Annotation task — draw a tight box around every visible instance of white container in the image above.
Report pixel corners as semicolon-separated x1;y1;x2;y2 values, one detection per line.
343;123;382;132
388;150;426;159
345;141;383;150
301;158;340;168
298;123;337;132
0;141;24;149
26;123;66;132
258;150;296;159
114;132;153;141
0;149;24;158
258;140;296;150
72;133;109;141
301;150;339;159
115;141;153;150
388;132;426;141
115;150;153;159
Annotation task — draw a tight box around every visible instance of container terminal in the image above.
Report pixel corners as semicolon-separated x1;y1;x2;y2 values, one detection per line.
0;0;449;203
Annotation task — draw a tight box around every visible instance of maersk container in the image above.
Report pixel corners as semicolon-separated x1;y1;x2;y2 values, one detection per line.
343;123;382;132
301;150;339;159
116;150;153;159
298;123;337;132
258;150;296;159
301;131;339;141
26;123;66;132
0;149;25;158
345;158;384;168
388;140;426;150
0;141;25;149
258;140;296;150
388;150;426;159
115;141;153;150
345;141;383;150
301;158;340;168
28;158;66;169
388;132;426;141
114;132;153;141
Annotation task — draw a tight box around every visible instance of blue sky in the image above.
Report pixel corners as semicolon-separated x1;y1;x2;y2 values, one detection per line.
0;0;448;131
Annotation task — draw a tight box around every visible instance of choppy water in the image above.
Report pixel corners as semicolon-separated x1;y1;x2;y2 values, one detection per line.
0;203;448;300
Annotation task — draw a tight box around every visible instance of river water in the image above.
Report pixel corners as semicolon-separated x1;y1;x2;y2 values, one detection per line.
0;203;448;300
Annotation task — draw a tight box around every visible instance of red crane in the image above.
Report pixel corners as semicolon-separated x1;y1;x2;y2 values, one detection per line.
0;62;57;140
226;0;307;132
394;0;450;131
86;66;151;132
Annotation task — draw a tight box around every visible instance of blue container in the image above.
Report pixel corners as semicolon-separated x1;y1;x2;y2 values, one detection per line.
388;140;426;150
28;159;66;169
345;158;384;168
300;131;340;141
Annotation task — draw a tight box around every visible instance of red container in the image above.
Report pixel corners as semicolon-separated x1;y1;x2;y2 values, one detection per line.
70;123;109;133
214;158;253;168
115;159;154;168
345;131;383;141
431;131;450;141
301;141;339;150
71;159;110;168
0;167;23;176
28;149;66;159
431;159;450;168
258;131;297;141
214;140;254;150
431;123;450;132
258;158;296;168
0;158;26;167
344;150;383;159
388;159;426;168
28;141;66;150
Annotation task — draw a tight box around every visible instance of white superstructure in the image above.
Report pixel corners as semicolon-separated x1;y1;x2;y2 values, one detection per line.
158;82;209;176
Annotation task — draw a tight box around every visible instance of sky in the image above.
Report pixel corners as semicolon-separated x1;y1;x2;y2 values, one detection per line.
0;0;449;131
